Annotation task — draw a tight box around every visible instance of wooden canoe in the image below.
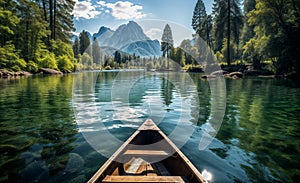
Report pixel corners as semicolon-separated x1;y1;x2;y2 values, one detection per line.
88;119;206;183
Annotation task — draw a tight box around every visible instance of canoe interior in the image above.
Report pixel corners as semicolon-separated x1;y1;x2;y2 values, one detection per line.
89;119;205;183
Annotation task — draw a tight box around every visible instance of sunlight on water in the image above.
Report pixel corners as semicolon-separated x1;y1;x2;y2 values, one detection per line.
202;169;213;182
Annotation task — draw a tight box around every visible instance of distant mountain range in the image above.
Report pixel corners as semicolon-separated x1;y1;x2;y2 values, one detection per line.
74;21;161;57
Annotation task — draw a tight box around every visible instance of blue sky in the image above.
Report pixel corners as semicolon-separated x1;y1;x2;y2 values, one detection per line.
73;0;213;44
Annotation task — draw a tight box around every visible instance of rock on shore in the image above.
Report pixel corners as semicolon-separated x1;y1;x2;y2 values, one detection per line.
224;72;244;79
38;68;63;75
0;69;31;78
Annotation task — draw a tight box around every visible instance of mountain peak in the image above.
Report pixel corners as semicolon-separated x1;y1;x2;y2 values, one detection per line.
92;21;161;57
93;26;113;38
128;20;139;26
98;26;111;34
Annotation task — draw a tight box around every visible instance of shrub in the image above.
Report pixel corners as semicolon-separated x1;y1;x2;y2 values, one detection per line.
57;55;74;72
27;61;39;72
0;43;26;71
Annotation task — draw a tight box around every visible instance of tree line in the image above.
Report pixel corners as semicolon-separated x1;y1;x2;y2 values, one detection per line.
0;0;76;72
189;0;300;75
155;0;300;75
2;0;299;76
72;30;145;70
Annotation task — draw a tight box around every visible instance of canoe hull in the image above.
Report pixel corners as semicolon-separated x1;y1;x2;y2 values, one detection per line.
88;119;205;183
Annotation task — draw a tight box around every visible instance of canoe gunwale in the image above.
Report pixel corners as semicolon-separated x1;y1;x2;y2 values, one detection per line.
88;119;205;183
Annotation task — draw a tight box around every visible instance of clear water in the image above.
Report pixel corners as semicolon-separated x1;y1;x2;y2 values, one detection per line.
0;71;299;183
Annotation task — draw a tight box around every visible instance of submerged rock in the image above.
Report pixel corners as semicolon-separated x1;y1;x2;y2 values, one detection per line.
65;153;85;173
20;151;40;164
38;68;63;75
19;160;48;182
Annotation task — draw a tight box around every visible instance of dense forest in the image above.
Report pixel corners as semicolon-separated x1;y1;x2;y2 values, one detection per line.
0;0;76;73
169;0;300;76
0;0;300;78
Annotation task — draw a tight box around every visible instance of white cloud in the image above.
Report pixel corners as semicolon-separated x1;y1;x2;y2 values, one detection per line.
145;28;162;40
97;1;106;6
72;31;80;36
97;1;147;20
73;0;101;20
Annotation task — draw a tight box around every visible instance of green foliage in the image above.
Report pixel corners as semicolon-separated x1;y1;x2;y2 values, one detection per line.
79;30;90;55
246;0;300;74
53;0;76;42
15;0;49;62
192;0;207;38
212;0;243;65
190;47;199;66
57;55;74;72
241;0;256;45
221;38;236;63
0;0;20;46
192;0;212;47
114;51;122;64
35;44;58;70
27;61;39;73
215;51;224;63
0;43;26;71
51;40;75;71
51;40;74;58
39;52;58;70
72;38;80;59
81;52;92;69
0;0;77;72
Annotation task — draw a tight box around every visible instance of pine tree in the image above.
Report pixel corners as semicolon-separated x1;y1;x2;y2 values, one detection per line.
161;24;174;69
204;15;213;47
54;0;75;42
114;50;121;64
92;37;102;66
212;0;243;65
35;0;75;42
241;0;256;45
192;0;212;47
161;24;174;58
72;37;80;59
79;30;90;55
15;0;49;62
192;0;207;39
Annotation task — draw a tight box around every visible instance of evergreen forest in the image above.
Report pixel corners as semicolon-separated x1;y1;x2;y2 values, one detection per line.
0;0;299;79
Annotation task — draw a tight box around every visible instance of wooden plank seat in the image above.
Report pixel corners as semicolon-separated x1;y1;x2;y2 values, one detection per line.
125;158;147;174
114;157;157;176
102;175;185;183
123;150;169;156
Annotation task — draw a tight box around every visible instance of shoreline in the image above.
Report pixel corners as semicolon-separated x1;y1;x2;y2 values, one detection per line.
1;68;298;81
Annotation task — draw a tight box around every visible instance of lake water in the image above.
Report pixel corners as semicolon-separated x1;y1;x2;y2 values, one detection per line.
0;71;299;183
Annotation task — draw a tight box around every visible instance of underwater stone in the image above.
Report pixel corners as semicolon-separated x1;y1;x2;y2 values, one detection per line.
65;153;85;173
